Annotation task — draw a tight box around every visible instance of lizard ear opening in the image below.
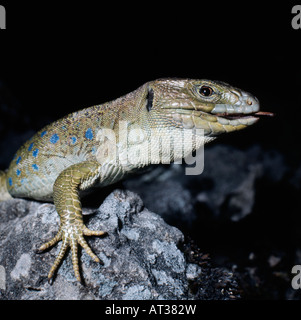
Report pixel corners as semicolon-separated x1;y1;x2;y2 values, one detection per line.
146;88;154;112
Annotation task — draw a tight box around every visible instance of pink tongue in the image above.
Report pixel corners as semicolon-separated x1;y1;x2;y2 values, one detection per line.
254;111;275;117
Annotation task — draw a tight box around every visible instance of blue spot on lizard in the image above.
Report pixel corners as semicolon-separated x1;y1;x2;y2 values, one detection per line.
32;164;39;171
85;128;94;140
28;143;34;151
40;130;47;137
50;134;59;144
16;156;22;165
32;148;39;158
20;178;27;185
16;169;21;176
71;136;77;144
8;177;13;186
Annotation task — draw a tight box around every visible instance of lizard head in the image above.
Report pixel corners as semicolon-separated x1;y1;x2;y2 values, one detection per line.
144;78;273;137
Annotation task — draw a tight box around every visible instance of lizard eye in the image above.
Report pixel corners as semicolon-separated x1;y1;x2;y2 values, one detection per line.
199;85;213;97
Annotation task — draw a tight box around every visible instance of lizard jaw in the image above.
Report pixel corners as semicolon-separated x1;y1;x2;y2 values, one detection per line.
210;90;274;126
214;111;274;126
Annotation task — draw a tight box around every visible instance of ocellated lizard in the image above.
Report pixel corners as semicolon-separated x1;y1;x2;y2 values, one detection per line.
0;78;273;282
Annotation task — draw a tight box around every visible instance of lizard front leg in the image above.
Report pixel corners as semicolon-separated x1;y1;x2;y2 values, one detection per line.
39;161;106;282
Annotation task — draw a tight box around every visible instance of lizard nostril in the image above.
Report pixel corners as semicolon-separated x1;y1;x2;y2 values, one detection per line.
246;99;253;106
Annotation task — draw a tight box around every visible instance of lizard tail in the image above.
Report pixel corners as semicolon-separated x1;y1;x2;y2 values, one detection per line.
0;170;13;201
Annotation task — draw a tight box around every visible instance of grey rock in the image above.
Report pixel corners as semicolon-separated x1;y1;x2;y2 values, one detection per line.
125;144;288;224
197;145;288;221
0;189;238;300
124;165;195;226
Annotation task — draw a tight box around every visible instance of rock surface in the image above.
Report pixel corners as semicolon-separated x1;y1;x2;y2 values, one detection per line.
124;144;288;225
0;189;239;300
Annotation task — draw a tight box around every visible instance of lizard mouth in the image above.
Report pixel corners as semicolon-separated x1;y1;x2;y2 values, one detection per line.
214;111;275;120
211;110;274;126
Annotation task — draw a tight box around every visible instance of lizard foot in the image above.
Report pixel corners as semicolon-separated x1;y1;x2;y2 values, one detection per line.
39;225;106;283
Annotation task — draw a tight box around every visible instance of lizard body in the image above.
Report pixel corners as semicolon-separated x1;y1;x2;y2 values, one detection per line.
0;78;272;282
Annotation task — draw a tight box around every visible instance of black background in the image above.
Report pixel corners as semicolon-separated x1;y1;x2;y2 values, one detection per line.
0;1;301;300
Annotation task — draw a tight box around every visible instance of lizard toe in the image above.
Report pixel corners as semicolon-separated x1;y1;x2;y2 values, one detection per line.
47;237;69;281
83;226;106;237
78;234;101;263
38;230;62;252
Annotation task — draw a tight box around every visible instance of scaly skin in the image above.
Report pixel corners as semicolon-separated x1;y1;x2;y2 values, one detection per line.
0;78;272;282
